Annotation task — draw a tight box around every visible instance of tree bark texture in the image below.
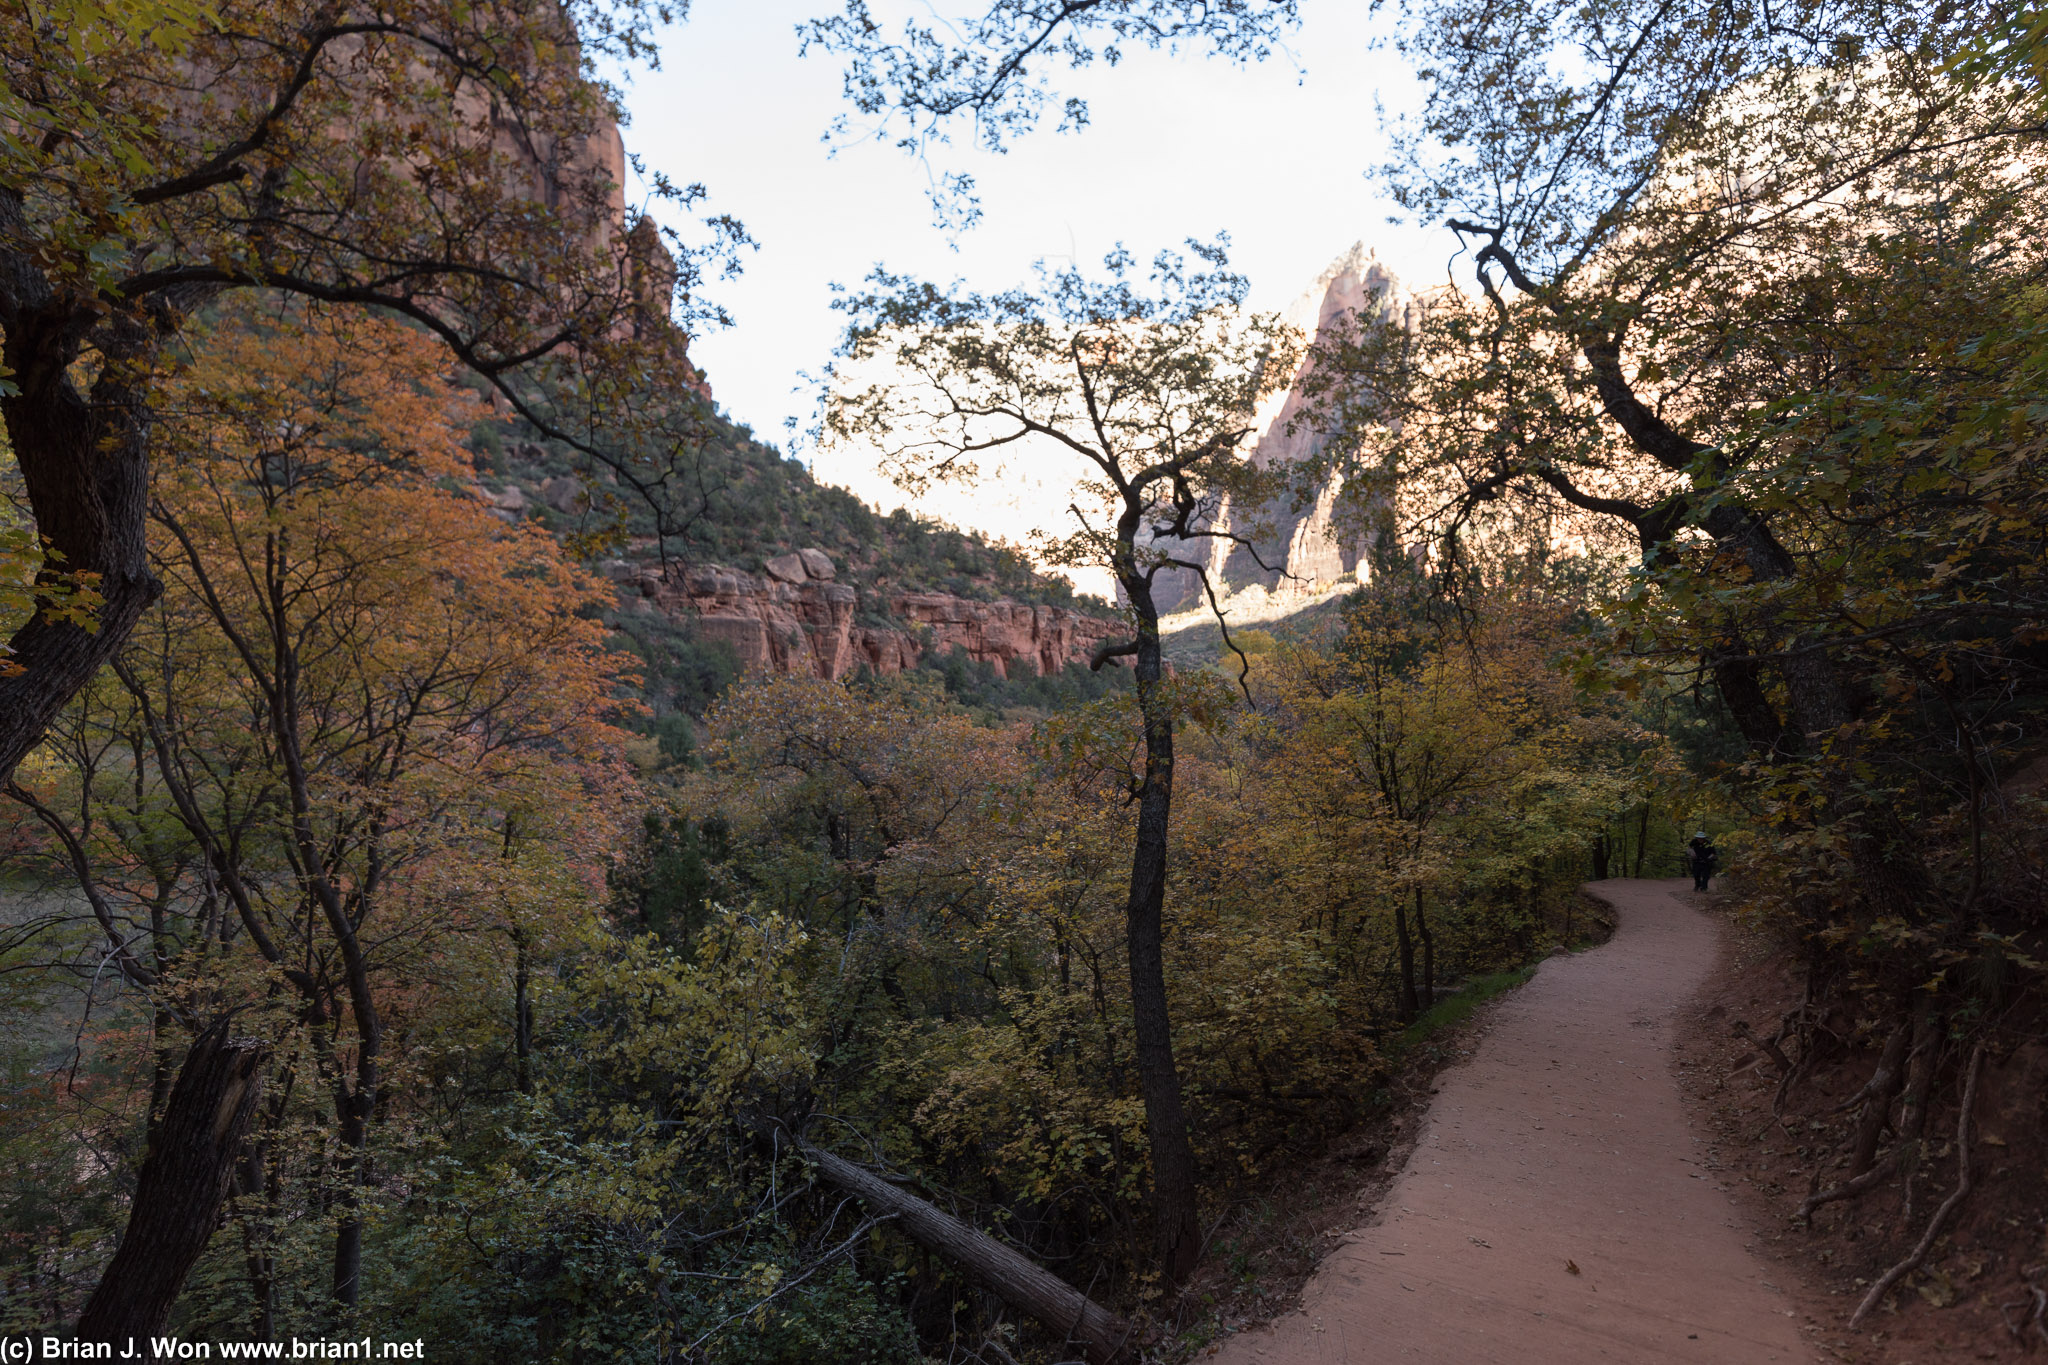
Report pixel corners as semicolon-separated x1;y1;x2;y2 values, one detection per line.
0;295;165;785
331;1088;370;1308
77;1022;270;1349
803;1142;1132;1364
1847;1018;1913;1176
1121;575;1205;1286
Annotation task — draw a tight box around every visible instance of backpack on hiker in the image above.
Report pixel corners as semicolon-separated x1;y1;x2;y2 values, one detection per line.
1687;834;1718;890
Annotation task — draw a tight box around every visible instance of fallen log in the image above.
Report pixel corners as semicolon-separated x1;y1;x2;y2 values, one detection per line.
800;1139;1133;1365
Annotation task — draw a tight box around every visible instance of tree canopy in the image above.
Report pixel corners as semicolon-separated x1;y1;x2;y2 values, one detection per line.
0;0;739;782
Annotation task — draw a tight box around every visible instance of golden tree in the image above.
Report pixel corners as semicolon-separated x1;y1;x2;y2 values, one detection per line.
0;0;727;783
5;305;633;1333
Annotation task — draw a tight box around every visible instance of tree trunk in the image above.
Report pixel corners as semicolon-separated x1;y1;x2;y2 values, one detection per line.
0;310;164;785
1710;651;1796;758
1632;804;1650;878
77;1021;270;1349
1391;894;1420;1021
514;929;535;1097
1591;831;1610;880
1578;343;1930;917
331;1084;370;1310
802;1141;1132;1364
1415;887;1436;1007
1121;573;1204;1286
266;605;381;1314
1699;506;1930;920
1893;1005;1943;1153
1844;1018;1913;1179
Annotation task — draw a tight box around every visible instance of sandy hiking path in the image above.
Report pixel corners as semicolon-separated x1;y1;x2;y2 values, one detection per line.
1207;878;1812;1365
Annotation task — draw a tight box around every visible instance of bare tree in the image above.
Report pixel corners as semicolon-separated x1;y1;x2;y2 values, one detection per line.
802;0;1300;228
823;241;1300;1282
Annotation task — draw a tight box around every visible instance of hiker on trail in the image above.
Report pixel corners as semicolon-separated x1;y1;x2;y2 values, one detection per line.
1688;833;1718;891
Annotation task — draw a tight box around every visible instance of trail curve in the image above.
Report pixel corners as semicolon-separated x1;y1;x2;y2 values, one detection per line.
1206;878;1811;1364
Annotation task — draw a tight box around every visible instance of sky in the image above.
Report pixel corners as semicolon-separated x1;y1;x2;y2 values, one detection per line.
613;0;1446;458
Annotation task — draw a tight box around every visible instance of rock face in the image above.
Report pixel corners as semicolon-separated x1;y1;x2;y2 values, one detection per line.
612;554;1123;680
461;31;711;397
813;241;1408;613
1147;242;1415;614
540;476;584;512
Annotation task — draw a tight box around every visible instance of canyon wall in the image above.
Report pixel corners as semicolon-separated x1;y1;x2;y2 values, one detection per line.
459;36;711;394
607;552;1124;681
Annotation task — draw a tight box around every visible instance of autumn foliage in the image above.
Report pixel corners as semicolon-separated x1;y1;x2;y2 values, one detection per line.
2;305;635;1332
0;287;1673;1355
10;0;2042;1355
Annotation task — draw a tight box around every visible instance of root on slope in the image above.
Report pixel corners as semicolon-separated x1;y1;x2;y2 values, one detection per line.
1848;1041;1985;1330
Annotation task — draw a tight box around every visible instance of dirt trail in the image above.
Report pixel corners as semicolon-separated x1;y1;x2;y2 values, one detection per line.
1207;879;1812;1364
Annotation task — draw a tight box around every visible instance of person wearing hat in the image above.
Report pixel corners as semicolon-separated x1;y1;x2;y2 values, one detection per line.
1687;832;1719;891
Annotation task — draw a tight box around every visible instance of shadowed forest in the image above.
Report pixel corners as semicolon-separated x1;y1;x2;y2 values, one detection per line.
1;1;2044;1362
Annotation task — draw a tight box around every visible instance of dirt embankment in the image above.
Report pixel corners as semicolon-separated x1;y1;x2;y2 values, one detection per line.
1675;898;2048;1365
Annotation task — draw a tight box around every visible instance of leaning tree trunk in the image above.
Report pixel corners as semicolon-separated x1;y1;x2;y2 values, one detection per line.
0;310;164;785
803;1141;1132;1364
1581;336;1931;918
77;1021;271;1348
1121;575;1205;1286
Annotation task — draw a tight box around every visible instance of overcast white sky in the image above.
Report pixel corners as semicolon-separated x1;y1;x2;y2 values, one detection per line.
614;0;1446;455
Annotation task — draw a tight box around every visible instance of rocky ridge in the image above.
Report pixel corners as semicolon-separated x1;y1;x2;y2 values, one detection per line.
604;550;1125;681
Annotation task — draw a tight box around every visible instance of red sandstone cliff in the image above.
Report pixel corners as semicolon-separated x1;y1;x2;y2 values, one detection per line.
607;550;1123;681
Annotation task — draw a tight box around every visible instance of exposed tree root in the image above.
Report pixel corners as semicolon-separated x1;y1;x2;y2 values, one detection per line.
1752;992;1848;1135
1732;1012;1807;1137
1800;1007;1938;1222
1800;1150;1903;1223
1998;1268;2048;1347
1892;1009;1945;1227
1827;1020;1911;1117
1767;1048;1805;1127
1757;1022;1796;1079
1849;1041;1985;1330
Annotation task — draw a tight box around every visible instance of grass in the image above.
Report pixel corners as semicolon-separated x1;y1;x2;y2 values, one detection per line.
1395;965;1538;1054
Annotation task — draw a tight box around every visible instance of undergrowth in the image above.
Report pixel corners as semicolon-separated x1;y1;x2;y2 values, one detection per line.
1395;965;1538;1053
